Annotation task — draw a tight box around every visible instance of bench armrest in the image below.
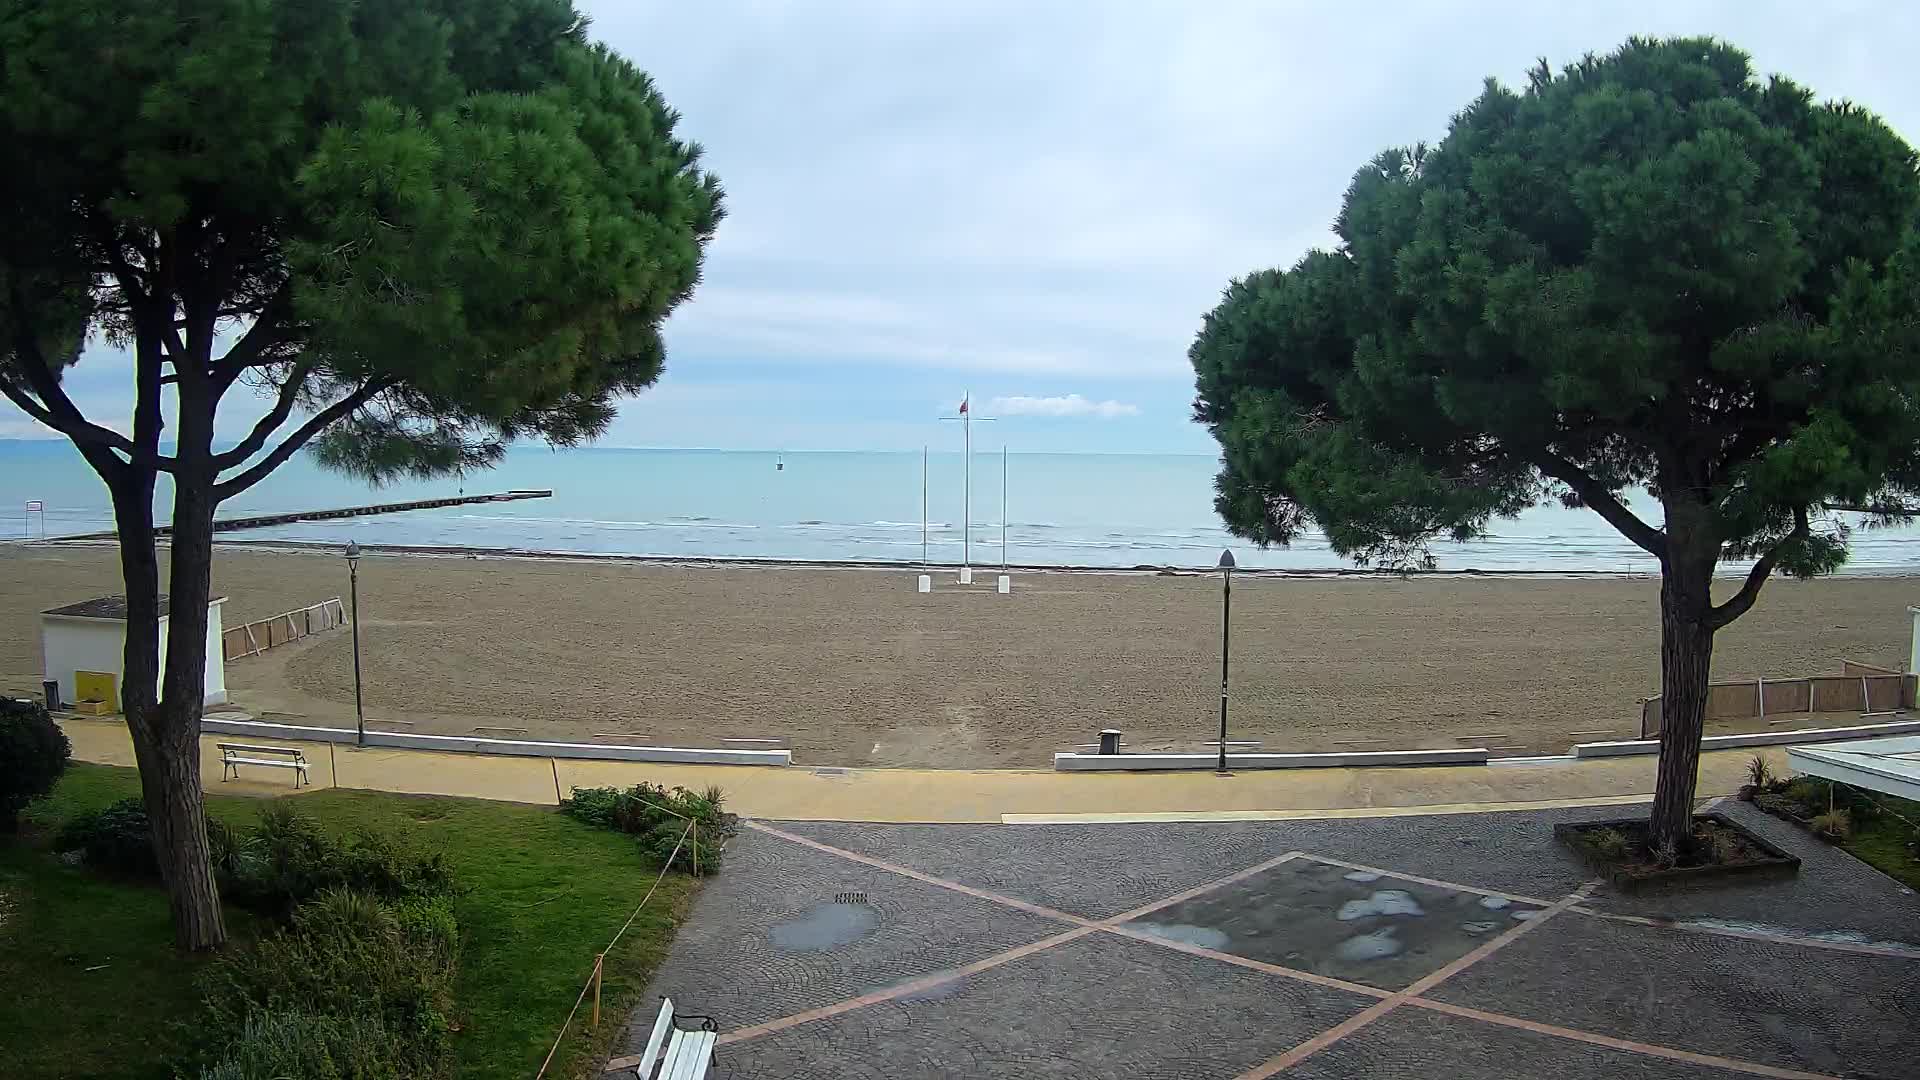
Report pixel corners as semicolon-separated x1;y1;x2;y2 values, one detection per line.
672;1013;719;1033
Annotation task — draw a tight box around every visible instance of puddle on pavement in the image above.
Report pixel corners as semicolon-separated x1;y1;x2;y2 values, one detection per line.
1337;890;1425;921
1130;922;1231;949
1335;929;1403;961
1119;860;1547;989
770;901;880;950
1679;918;1920;955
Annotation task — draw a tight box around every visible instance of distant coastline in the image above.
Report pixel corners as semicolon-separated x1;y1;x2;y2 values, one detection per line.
25;534;1920;581
6;442;1919;575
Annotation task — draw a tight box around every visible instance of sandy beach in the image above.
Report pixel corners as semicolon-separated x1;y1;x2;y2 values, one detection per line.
2;544;1913;767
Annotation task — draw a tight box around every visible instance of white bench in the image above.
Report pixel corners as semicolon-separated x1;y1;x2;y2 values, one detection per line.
218;742;310;788
632;998;717;1080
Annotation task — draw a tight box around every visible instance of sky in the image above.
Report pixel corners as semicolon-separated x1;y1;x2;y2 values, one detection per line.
13;0;1920;454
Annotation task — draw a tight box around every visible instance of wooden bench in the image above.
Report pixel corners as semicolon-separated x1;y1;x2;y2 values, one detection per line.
218;743;310;788
631;998;717;1080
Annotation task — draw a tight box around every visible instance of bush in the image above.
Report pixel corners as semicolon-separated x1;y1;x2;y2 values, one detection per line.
1783;778;1828;812
1581;827;1630;860
1744;755;1775;791
199;1008;413;1080
56;796;158;876
1753;792;1806;821
561;781;734;871
223;803;452;915
200;888;459;1079
1811;809;1853;841
0;697;70;831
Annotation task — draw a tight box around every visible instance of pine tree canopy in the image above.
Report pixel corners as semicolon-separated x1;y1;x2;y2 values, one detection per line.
1192;37;1920;590
0;0;723;486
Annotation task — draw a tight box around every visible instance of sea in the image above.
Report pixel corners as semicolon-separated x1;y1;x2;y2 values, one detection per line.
3;440;1918;575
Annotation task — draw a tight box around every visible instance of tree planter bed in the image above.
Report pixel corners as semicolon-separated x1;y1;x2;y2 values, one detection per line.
1555;813;1800;894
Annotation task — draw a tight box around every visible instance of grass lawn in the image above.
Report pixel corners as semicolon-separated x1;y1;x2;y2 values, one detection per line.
1841;790;1920;892
2;763;699;1080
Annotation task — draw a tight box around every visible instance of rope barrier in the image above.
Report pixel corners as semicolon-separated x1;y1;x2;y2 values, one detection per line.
532;818;694;1080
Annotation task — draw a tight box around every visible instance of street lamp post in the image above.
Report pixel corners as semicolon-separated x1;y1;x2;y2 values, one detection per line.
1217;549;1234;775
345;541;365;747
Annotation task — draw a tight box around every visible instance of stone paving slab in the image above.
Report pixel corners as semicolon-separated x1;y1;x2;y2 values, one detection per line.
777;806;1627;919
621;827;1066;1040
632;807;1920;1078
1584;801;1920;943
1125;858;1546;990
1283;1006;1759;1079
774;818;1290;919
1427;911;1920;1078
704;931;1376;1080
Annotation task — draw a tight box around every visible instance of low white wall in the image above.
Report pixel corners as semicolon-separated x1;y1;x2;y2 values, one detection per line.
200;717;791;766
1053;748;1490;771
1573;718;1920;758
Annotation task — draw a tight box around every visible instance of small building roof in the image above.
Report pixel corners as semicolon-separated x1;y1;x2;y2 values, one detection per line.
42;595;164;620
1788;735;1920;802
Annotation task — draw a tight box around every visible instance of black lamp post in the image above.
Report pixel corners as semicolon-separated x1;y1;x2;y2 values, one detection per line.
345;541;365;747
1216;548;1234;774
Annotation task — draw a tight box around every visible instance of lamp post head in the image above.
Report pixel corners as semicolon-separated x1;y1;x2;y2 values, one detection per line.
1217;549;1235;571
344;540;361;567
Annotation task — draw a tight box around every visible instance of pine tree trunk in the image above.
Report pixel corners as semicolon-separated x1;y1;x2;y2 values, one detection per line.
1649;525;1718;852
111;366;228;950
125;695;225;950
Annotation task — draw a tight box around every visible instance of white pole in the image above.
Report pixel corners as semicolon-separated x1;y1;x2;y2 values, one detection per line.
963;394;971;571
921;445;928;568
1002;444;1008;570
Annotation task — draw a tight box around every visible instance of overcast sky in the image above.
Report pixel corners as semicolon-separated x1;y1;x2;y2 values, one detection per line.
17;1;1920;454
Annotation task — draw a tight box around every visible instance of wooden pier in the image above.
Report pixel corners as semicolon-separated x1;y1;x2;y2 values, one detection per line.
62;489;553;540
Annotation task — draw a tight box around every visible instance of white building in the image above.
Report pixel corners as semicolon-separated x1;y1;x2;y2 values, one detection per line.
40;594;228;710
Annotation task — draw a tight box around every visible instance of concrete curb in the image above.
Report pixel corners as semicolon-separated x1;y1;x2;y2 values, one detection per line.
200;717;791;767
1573;717;1920;758
1052;748;1490;771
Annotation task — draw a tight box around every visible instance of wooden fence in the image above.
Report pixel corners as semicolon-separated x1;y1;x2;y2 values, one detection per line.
223;598;346;660
1639;658;1916;736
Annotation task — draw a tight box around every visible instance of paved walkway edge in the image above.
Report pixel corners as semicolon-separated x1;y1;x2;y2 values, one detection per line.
1001;793;1656;824
56;717;1774;823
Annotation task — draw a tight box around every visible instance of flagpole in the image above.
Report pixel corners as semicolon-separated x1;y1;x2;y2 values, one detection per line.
1002;444;1008;571
963;392;971;572
921;445;928;568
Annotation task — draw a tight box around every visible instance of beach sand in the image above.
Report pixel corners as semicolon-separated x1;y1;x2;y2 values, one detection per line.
2;544;1912;767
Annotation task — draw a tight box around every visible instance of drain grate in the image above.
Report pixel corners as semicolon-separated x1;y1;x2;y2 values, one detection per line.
834;891;867;905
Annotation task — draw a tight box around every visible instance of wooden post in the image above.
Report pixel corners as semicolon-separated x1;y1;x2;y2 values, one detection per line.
691;821;700;878
590;953;604;1028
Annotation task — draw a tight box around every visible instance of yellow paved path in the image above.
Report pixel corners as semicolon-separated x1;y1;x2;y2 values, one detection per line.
57;717;1774;823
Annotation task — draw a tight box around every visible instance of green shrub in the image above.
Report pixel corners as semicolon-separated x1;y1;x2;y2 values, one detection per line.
201;888;459;1078
56;796;158;876
1753;792;1806;820
1744;754;1775;790
1784;778;1828;812
0;697;70;831
224;803;451;914
1811;809;1853;841
561;781;734;871
199;1008;413;1080
1581;827;1630;860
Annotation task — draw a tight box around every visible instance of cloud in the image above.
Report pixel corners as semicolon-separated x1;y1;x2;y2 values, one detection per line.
989;394;1140;419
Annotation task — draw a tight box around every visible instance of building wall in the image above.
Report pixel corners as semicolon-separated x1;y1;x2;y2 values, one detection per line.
40;599;229;709
204;600;227;705
40;618;130;708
